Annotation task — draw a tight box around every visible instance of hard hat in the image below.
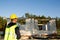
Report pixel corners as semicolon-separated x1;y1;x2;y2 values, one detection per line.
10;14;18;19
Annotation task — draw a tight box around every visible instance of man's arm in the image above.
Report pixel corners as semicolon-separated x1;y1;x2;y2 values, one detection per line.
15;27;21;39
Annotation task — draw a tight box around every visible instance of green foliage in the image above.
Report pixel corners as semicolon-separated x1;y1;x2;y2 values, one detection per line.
57;29;60;35
40;15;46;19
47;16;51;19
56;17;60;29
18;13;51;25
18;18;25;25
0;17;3;28
0;17;7;31
25;13;31;18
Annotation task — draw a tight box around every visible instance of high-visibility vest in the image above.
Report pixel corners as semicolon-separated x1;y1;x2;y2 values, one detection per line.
4;25;18;40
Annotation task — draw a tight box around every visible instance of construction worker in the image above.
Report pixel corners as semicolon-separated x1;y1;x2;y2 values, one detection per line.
4;14;21;40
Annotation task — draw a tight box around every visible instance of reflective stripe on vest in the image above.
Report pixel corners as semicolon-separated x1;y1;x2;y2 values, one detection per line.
4;25;17;40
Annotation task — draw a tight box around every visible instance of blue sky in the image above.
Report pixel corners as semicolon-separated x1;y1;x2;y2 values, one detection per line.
0;0;60;18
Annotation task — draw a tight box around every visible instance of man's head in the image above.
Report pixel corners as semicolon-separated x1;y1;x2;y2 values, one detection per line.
10;14;18;23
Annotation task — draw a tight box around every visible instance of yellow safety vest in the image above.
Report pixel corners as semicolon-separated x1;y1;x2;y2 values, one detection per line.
4;25;18;40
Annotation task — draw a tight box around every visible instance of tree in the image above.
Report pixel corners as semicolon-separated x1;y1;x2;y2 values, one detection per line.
18;18;25;25
40;15;46;19
0;17;3;29
25;13;30;18
0;17;7;31
56;17;60;29
47;16;51;19
3;19;7;29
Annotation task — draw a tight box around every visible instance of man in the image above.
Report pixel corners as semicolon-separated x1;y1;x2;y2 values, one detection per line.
4;14;21;40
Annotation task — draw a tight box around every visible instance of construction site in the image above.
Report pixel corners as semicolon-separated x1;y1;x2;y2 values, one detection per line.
0;18;59;40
